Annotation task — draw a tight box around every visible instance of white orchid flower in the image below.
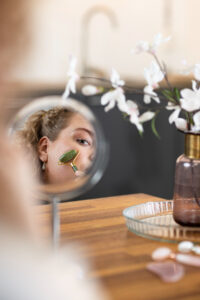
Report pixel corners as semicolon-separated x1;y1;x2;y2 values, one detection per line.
126;100;155;132
81;84;99;96
180;60;200;81
168;108;181;124
139;111;155;123
62;77;76;99
175;118;188;131
101;69;127;112
132;33;171;54
129;110;155;133
150;33;171;53
180;87;200;112
144;61;164;88
192;111;200;132
111;68;125;88
101;87;128;113
130;113;143;132
143;61;163;104
126;100;139;116
62;55;79;100
194;64;200;81
131;40;149;54
67;55;77;76
166;102;181;124
192;80;199;92
143;85;160;104
123;100;142;131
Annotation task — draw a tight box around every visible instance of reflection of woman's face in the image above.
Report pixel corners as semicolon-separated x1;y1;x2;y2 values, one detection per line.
44;113;95;184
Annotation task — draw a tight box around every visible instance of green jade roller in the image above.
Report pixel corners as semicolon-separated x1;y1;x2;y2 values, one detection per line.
58;149;79;172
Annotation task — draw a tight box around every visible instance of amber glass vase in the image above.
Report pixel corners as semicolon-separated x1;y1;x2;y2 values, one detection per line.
173;133;200;226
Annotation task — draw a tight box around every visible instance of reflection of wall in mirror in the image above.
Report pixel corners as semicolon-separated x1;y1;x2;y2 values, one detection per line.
12;0;198;85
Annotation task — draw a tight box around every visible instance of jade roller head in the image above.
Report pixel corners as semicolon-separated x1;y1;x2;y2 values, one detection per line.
58;149;79;172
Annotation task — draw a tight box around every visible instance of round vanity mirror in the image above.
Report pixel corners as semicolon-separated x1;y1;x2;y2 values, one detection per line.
9;96;108;202
8;96;108;247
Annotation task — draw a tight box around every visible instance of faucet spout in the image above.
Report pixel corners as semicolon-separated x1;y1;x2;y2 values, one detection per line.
80;5;118;76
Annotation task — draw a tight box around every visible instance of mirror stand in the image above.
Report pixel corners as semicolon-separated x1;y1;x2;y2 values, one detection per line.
51;196;60;250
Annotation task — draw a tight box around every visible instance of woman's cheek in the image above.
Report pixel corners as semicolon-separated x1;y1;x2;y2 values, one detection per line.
77;150;92;170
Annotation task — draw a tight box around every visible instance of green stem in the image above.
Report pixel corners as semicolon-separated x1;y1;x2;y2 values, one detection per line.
151;53;173;91
80;75;167;101
184;112;192;130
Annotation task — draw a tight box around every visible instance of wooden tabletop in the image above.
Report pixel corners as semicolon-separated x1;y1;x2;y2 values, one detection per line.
36;193;200;300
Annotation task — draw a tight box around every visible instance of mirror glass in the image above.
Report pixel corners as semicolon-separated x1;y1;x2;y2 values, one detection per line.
9;96;108;201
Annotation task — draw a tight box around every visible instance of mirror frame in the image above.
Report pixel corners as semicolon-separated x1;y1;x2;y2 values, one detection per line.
9;96;109;202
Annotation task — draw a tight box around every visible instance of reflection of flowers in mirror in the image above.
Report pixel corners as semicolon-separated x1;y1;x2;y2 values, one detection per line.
62;33;200;137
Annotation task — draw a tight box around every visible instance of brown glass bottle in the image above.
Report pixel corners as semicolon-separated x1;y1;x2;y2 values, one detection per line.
173;133;200;226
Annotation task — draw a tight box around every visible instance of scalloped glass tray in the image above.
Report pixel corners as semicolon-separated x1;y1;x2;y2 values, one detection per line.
123;200;200;243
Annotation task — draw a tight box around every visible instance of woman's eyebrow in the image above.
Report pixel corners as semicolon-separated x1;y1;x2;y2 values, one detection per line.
74;128;94;137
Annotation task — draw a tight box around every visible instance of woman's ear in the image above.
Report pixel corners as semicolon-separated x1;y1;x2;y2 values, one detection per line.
37;136;49;163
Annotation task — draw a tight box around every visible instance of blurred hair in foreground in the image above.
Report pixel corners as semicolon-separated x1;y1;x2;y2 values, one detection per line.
0;1;108;299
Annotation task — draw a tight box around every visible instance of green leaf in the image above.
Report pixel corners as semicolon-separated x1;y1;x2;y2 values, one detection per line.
138;130;144;138
189;112;194;125
161;89;176;103
174;87;181;102
98;86;105;93
162;89;174;97
121;112;129;120
151;116;160;139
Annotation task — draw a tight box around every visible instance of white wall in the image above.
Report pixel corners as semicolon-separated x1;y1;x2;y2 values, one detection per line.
12;0;200;85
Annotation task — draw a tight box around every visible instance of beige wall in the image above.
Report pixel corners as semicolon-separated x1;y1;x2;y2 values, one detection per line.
12;0;200;85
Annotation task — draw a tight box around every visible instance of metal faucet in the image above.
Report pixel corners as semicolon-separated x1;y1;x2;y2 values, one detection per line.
80;5;118;76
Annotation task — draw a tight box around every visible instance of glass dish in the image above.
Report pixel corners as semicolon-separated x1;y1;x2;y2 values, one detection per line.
123;200;200;243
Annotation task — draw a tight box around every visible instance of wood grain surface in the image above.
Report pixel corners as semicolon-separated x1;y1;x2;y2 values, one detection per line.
35;193;200;300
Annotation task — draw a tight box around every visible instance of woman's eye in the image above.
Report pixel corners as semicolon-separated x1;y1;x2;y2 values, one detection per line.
76;138;89;146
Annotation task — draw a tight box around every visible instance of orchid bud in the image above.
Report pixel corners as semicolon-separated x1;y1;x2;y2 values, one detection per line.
81;85;99;96
175;118;187;131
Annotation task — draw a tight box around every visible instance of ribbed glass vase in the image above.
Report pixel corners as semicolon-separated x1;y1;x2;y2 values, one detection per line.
173;133;200;226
